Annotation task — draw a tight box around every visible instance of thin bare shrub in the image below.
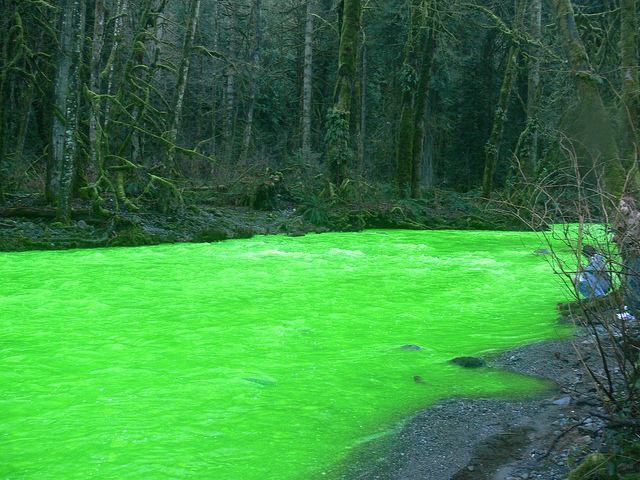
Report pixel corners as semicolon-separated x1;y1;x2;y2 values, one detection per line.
495;135;640;415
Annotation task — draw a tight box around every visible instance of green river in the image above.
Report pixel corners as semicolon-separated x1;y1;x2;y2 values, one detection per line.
1;229;573;479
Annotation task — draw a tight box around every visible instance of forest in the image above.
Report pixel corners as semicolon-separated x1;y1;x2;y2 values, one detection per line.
0;0;637;224
2;1;640;477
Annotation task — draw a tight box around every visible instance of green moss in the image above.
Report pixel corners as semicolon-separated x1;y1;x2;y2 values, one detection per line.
568;453;615;480
109;222;159;248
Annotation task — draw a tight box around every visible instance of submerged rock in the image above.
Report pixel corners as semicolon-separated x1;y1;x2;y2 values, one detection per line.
245;378;276;386
401;344;421;350
450;356;486;368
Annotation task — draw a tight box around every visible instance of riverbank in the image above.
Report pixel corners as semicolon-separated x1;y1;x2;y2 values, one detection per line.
0;192;526;252
339;325;620;480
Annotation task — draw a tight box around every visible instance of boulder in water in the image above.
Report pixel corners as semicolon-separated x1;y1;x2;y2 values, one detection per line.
450;356;486;368
401;344;421;350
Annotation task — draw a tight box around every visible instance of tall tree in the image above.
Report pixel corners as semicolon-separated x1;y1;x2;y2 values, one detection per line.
395;0;423;198
482;39;520;198
395;0;437;198
0;9;22;205
52;0;87;222
167;0;202;167
619;0;638;164
301;0;315;158
222;8;238;166
552;0;633;199
410;24;436;197
239;0;262;167
326;0;361;191
88;0;106;173
526;0;542;176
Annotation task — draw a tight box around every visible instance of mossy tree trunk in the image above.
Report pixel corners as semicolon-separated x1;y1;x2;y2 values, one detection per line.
395;0;437;199
482;40;520;198
88;0;105;176
1;3;54;206
0;78;5;204
395;0;423;199
48;1;73;204
620;0;638;164
240;0;262;167
0;11;18;205
326;0;361;191
552;0;635;199
86;0;107;213
222;8;238;167
525;0;542;178
358;42;367;171
167;0;202;168
410;23;436;198
301;0;314;159
56;0;87;223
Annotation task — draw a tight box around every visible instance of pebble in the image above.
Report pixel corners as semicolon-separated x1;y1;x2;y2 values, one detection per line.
579;424;599;434
576;435;593;446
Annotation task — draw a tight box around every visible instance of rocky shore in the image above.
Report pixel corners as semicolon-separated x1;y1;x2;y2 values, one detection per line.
340;329;621;480
0;192;526;252
0;203;321;251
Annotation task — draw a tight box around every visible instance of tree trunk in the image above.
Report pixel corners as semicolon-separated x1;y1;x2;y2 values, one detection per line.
207;1;222;164
395;87;415;198
86;0;108;216
325;0;361;191
301;0;314;159
358;41;367;172
48;0;73;203
552;0;632;199
103;0;128;120
482;41;520;198
620;0;638;163
525;0;541;177
0;10;18;205
394;0;422;198
129;0;162;168
88;0;105;171
167;0;202;168
240;0;262;167
56;0;87;223
410;26;437;198
395;0;436;199
222;9;238;166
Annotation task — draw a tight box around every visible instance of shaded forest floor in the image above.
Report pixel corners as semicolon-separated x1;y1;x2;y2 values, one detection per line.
0;189;528;252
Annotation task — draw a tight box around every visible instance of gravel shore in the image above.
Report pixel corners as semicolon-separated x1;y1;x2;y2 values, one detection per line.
341;329;612;480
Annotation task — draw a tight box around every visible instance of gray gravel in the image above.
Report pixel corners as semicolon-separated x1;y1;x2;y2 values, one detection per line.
339;333;612;480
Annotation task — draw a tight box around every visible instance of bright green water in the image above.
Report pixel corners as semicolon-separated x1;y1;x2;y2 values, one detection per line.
1;230;572;479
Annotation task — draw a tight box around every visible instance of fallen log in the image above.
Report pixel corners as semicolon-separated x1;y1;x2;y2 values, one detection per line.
0;206;100;220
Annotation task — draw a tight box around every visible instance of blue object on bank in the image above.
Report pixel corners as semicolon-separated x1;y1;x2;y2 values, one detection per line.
577;253;612;298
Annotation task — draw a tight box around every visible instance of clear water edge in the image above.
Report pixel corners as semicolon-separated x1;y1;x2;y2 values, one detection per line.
0;229;574;479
